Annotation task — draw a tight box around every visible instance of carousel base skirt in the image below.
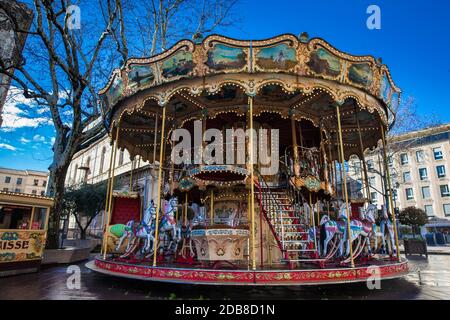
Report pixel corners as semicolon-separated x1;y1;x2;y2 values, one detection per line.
86;256;409;286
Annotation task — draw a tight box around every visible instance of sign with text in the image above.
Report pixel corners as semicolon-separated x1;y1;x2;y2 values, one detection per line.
0;230;46;263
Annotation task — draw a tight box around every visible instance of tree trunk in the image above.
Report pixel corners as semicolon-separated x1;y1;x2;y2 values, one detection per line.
46;157;71;249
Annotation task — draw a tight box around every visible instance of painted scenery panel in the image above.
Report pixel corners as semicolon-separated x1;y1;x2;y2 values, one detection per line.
206;44;246;71
256;43;297;70
380;73;392;103
161;50;194;79
307;48;341;77
127;64;154;91
106;76;123;106
347;63;373;87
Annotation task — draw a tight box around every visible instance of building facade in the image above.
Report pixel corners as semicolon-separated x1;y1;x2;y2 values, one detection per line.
65;132;159;238
0;167;48;195
349;123;450;220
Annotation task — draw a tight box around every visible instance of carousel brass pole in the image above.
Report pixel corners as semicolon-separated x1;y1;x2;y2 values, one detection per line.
249;95;256;271
356;112;371;203
210;189;214;225
152;105;167;267
184;192;188;226
336;104;355;268
151;112;159;200
291;116;300;177
101;136;115;255
380;124;401;260
103;125;120;260
129;158;134;192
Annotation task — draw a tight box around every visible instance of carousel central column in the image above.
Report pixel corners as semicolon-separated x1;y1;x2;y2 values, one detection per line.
380;124;401;260
152;104;167;267
248;94;256;271
335;104;355;268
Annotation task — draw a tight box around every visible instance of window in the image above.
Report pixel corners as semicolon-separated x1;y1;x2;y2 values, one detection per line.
33;179;39;186
433;147;443;160
416;150;425;163
400;153;408;165
444;204;450;216
42;180;47;187
31;207;48;230
403;171;411;183
370;192;378;204
32;190;37;195
100;147;107;173
440;185;450;197
388;156;393;166
422;186;431;199
405;188;414;200
424;205;434;217
393;189;398;201
40;191;45;196
369;177;376;187
436;165;446;178
0;204;32;229
17;178;22;185
367;160;374;170
419;168;428;180
4;176;11;183
15;188;21;193
2;188;8;192
118;149;124;166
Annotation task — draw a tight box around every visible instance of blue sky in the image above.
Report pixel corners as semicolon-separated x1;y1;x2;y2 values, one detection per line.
0;0;449;171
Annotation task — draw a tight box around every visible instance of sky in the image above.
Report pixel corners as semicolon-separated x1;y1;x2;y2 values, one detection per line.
0;0;449;172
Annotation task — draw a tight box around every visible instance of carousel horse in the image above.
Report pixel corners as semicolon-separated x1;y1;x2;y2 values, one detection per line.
335;202;365;258
112;220;136;252
319;214;338;257
359;203;384;254
379;205;396;256
113;201;156;258
158;196;182;253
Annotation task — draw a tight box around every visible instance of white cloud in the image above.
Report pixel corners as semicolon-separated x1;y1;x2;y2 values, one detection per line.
33;134;46;142
0;143;17;151
1;87;52;131
19;137;31;144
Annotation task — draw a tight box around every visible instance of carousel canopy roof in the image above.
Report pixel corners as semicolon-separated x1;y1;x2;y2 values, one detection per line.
99;34;401;162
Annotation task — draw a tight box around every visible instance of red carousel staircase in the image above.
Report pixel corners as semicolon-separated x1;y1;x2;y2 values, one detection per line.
254;177;318;264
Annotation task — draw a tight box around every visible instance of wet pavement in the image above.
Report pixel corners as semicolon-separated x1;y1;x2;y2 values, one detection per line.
1;255;450;300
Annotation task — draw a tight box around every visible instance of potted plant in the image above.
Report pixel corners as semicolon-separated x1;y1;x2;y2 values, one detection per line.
398;206;428;258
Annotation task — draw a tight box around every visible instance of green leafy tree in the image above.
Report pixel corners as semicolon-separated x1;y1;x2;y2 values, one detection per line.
398;206;428;238
63;184;107;240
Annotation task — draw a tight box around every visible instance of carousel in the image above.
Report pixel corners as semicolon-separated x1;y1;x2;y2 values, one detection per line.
86;33;409;285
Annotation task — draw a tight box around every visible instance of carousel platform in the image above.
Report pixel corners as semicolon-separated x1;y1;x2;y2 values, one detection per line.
86;256;409;286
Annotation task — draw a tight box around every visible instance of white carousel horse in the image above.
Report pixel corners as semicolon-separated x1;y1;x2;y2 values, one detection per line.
158;196;182;253
319;214;338;257
379;205;396;255
335;202;365;258
359;204;384;254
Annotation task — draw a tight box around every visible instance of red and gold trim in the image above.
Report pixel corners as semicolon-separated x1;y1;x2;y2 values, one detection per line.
91;257;409;286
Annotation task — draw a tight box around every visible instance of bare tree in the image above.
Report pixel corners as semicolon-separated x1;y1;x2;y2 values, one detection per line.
0;0;240;248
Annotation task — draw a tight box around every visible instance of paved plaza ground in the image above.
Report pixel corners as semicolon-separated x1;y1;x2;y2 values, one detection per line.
1;254;449;300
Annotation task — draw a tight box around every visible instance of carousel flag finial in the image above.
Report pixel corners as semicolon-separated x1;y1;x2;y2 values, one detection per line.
298;32;309;43
192;32;204;44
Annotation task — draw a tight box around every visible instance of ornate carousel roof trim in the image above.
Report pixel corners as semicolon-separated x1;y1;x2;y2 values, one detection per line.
98;33;401;119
